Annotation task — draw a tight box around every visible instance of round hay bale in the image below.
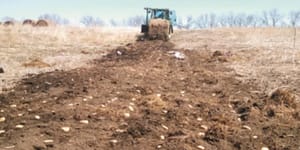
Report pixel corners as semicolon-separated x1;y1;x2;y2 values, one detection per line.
3;21;14;26
35;19;49;27
148;19;170;41
23;19;35;26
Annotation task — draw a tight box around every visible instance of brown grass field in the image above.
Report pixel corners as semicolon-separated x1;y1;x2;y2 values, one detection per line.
0;26;299;149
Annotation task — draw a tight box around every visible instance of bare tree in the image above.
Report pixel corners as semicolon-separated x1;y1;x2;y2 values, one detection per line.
127;15;144;27
80;16;105;27
261;11;270;26
39;14;69;25
269;9;282;27
109;19;118;27
289;11;300;27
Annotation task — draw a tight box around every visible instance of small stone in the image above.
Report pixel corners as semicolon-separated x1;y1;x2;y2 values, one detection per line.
124;113;130;118
200;125;208;130
198;132;205;136
116;129;126;133
0;110;4;113
237;118;241;122
35;115;41;120
188;104;193;108
17;113;23;117
160;135;165;140
0;130;5;134
68;103;74;106
261;147;269;150
101;104;106;108
16;125;24;129
197;145;205;149
212;93;216;97
80;120;89;124
4;145;15;149
43;139;54;143
83;98;88;102
162;110;168;113
28;109;32;112
157;94;161;97
162;125;168;130
157;145;162;149
131;98;136;101
197;117;203;121
42;100;47;103
10;104;17;108
242;125;252;130
61;127;70;132
0;117;5;122
110;139;118;144
128;106;134;112
253;135;258;139
180;91;185;94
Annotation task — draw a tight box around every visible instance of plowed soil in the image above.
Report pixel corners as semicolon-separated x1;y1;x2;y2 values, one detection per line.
0;41;299;150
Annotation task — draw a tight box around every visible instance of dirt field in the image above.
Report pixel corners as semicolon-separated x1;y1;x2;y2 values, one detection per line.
0;27;300;150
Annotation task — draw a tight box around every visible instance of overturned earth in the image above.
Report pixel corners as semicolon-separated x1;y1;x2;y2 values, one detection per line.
0;41;299;150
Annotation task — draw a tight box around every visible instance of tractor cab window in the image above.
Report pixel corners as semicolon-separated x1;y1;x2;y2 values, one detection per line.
154;10;166;19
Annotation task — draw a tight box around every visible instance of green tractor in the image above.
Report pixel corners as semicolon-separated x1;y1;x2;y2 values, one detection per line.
140;8;177;41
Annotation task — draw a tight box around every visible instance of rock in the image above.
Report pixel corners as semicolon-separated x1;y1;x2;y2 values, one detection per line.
61;127;70;132
43;140;54;143
161;124;168;130
110;139;118;144
10;104;17;108
0;67;4;73
124;113;130;118
16;125;24;129
35;115;41;120
261;147;269;150
0;130;5;134
197;117;203;121
0;117;5;122
32;143;46;150
79;120;89;124
198;132;205;136
160;135;165;140
128;106;134;112
197;145;205;149
200;125;208;130
253;135;258;139
4;145;15;149
242;125;252;130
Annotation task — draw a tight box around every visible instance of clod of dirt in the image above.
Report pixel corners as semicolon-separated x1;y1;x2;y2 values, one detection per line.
204;124;225;143
0;67;4;73
22;59;51;68
212;51;223;57
270;88;296;108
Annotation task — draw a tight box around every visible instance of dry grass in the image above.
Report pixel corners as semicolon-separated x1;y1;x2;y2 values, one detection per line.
0;25;138;92
172;27;300;99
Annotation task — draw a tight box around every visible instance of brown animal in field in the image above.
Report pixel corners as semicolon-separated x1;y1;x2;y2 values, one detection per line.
3;21;14;26
23;19;35;26
35;19;49;27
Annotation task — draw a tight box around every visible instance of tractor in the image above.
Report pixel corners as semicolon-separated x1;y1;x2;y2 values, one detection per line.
140;8;177;41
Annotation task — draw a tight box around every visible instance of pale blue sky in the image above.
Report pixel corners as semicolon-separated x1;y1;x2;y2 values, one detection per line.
0;0;300;22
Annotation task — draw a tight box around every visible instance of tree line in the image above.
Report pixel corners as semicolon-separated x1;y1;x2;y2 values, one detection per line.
1;9;300;28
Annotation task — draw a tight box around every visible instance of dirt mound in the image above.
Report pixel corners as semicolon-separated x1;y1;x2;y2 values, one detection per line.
0;41;299;149
22;59;51;68
23;19;35;26
35;19;49;27
3;21;14;26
